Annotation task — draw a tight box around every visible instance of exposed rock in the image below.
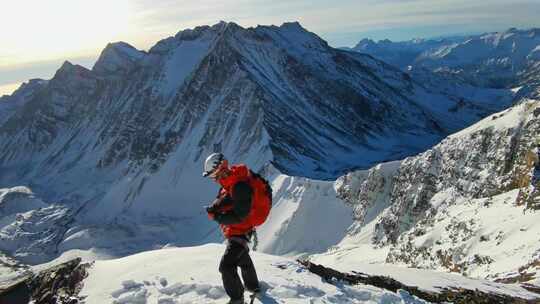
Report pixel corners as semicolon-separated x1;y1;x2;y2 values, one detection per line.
0;258;89;304
298;260;539;304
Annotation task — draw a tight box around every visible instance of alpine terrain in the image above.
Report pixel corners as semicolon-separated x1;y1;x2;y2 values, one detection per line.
350;28;540;89
0;22;538;303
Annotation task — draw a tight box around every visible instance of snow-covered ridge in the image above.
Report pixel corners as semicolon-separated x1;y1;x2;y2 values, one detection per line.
77;244;538;303
448;99;529;138
317;99;540;283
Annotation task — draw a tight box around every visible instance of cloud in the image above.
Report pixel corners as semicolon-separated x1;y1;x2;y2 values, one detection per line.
1;0;539;85
0;82;21;97
123;0;540;48
0;56;96;86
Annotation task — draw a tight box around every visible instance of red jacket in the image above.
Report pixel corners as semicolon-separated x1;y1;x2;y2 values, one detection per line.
212;164;255;238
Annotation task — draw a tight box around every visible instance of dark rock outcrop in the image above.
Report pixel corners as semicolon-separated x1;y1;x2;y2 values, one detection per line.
0;258;89;304
298;260;540;304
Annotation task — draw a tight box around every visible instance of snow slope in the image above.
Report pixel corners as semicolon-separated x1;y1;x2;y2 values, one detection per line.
257;166;353;256
314;99;540;283
80;244;409;304
78;244;538;303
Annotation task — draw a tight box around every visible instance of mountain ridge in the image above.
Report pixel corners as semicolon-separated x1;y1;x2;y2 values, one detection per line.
350;27;540;89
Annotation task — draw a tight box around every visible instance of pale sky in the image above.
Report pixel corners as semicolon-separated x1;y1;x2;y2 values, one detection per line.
1;0;539;96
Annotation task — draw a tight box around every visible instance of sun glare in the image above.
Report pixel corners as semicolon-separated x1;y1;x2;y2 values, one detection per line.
0;0;131;68
0;82;21;96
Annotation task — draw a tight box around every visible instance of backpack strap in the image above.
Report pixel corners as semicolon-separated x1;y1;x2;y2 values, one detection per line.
249;170;273;202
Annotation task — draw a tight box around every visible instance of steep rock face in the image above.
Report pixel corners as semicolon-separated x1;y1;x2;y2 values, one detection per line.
327;99;540;281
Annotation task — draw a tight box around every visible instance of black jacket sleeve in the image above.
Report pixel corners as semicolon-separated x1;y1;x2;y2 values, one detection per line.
209;191;232;212
214;181;253;225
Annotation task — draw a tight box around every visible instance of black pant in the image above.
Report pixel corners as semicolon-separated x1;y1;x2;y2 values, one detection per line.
219;239;260;300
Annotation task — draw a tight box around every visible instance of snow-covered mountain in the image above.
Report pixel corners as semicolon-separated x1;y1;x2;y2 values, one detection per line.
347;36;469;69
312;99;540;285
351;28;540;89
0;21;517;266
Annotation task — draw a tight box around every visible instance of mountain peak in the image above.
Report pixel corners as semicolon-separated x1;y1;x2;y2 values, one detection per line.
51;60;95;90
54;60;90;79
254;21;313;37
149;22;231;54
102;41;141;55
149;21;322;56
353;38;376;49
93;42;145;74
250;21;328;51
59;60;74;70
279;21;304;31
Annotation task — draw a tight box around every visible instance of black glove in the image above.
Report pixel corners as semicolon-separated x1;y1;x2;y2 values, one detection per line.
205;205;219;221
205;205;218;214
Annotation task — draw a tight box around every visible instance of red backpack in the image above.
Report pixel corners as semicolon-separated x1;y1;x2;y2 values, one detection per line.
217;165;273;238
246;171;272;226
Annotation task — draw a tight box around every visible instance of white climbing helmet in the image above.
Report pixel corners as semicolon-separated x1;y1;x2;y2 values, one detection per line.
203;153;228;177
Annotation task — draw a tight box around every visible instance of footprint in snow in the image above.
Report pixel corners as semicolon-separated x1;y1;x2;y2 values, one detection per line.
158;281;226;300
111;280;148;304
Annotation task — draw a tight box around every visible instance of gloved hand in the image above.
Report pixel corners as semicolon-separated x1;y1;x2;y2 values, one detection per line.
205;205;217;220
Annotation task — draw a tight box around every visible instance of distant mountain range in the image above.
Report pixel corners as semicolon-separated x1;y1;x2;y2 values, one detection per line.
348;28;540;89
